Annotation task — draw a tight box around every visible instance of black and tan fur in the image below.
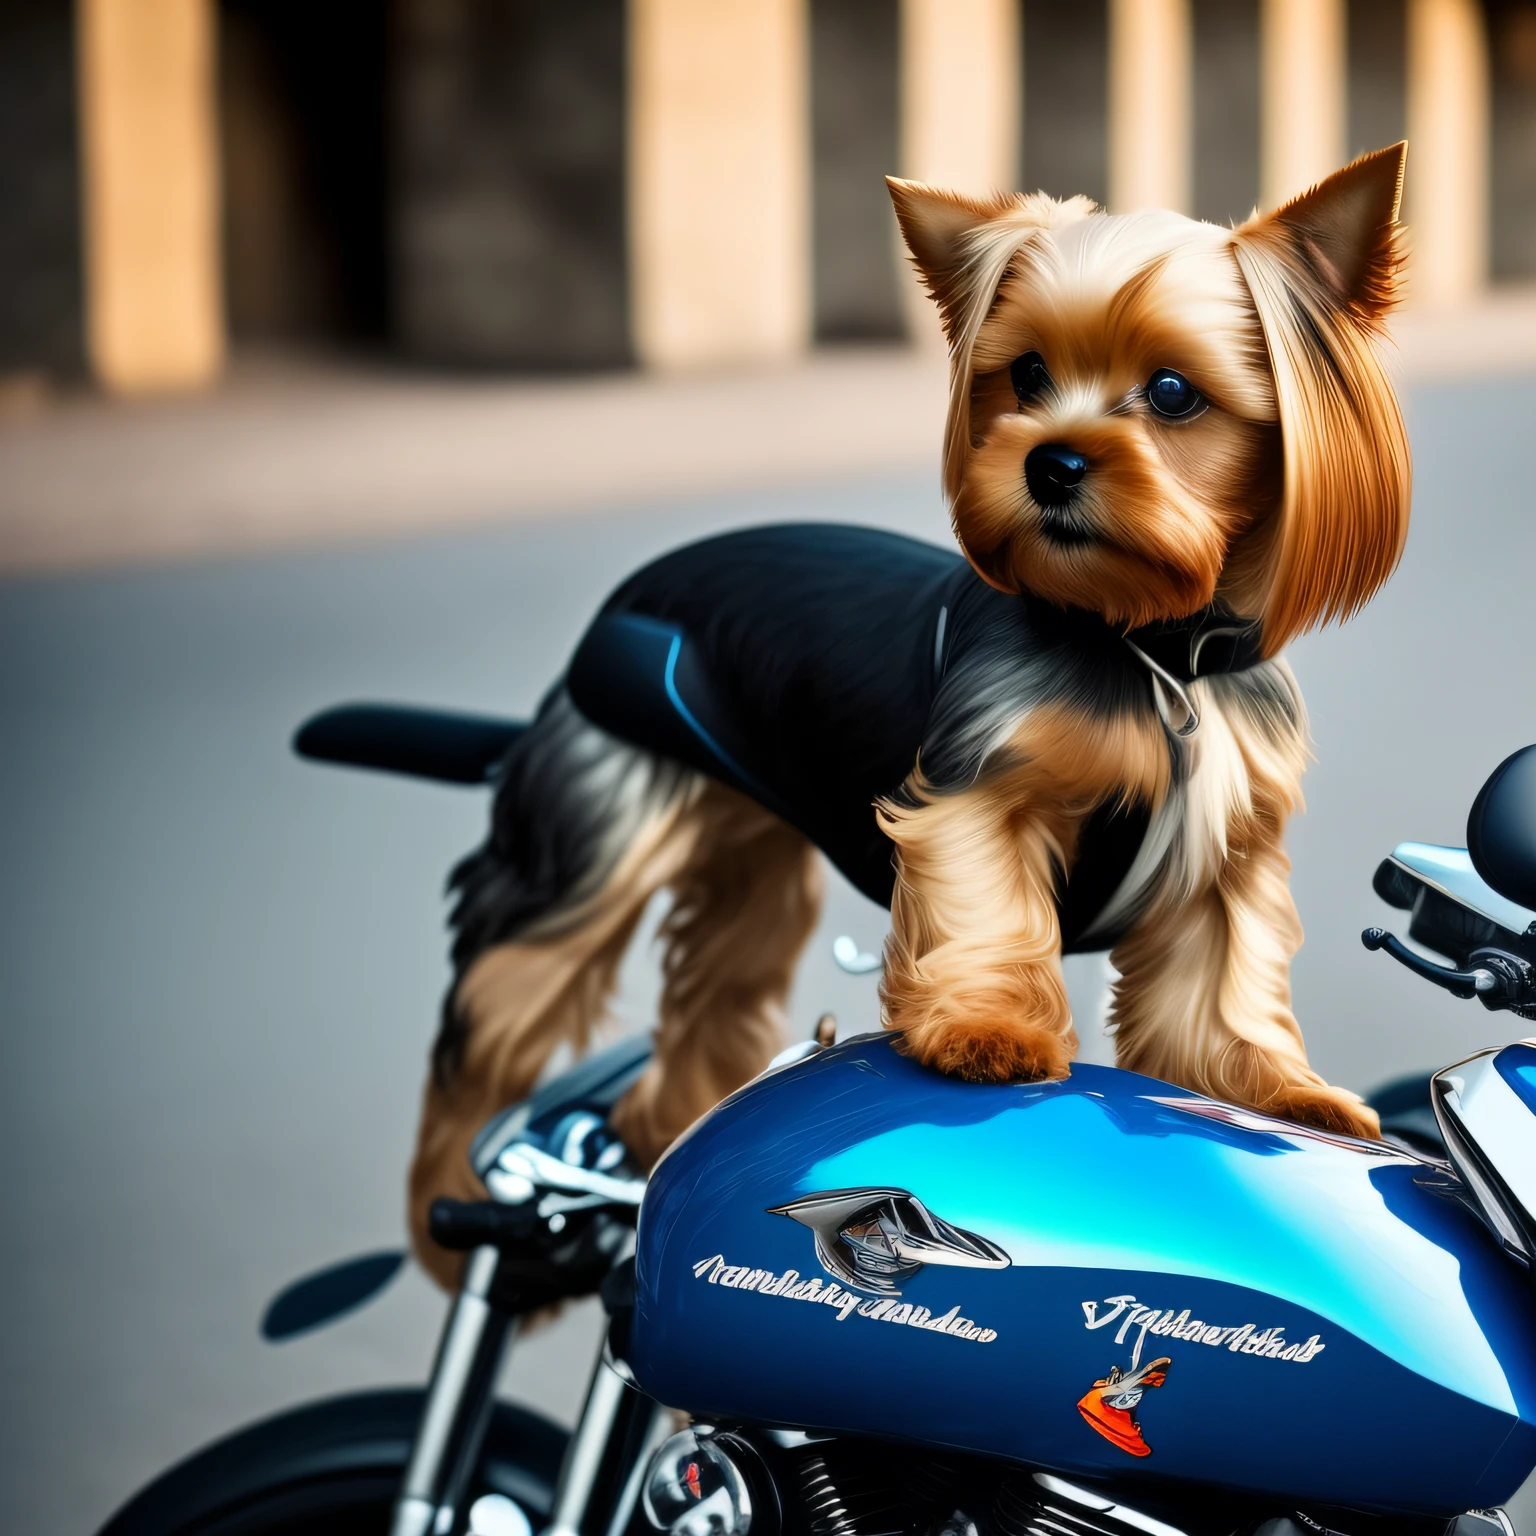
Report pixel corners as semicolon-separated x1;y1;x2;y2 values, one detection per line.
410;147;1411;1288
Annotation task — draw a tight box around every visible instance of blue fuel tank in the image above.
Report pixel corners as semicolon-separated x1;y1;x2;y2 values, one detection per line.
630;1035;1536;1518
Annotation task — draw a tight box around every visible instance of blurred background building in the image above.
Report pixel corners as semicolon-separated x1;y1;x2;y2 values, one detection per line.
3;0;1535;397
5;12;1536;1533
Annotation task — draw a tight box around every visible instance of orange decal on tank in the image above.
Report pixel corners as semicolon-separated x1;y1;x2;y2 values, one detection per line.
1076;1356;1171;1457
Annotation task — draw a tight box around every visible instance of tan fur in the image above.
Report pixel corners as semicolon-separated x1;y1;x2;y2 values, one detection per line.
880;704;1169;1084
887;145;1409;642
1228;151;1411;651
609;801;823;1165
880;669;1378;1136
961;216;1284;617
408;780;820;1286
1108;673;1377;1136
876;149;1410;1136
412;910;647;1289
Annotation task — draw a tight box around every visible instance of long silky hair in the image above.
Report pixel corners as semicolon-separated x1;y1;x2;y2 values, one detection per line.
1229;145;1411;654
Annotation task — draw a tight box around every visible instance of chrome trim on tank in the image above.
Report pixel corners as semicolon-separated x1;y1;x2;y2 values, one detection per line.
1461;1510;1516;1536
764;1428;833;1448
1433;1047;1536;1264
768;1188;1009;1296
1142;1096;1420;1160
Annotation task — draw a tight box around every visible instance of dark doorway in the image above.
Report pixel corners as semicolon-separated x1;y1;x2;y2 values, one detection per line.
218;0;390;349
0;0;83;378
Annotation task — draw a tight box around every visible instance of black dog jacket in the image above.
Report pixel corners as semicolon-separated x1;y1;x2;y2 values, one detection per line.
566;524;1264;953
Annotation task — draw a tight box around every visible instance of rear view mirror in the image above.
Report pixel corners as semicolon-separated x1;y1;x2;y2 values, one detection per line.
1468;745;1536;914
1362;747;1536;1014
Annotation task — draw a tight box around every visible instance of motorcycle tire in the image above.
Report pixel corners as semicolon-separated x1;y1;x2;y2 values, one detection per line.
95;1388;568;1536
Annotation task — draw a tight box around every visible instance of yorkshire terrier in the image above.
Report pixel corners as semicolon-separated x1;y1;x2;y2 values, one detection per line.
409;145;1411;1286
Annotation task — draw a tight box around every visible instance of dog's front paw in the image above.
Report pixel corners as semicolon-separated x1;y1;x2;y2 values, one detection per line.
1268;1081;1381;1141
895;1013;1074;1085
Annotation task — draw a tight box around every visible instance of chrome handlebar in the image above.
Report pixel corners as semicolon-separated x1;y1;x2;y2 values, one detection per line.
486;1136;646;1215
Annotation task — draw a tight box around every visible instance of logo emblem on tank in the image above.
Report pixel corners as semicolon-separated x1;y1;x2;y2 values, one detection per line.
690;1253;999;1342
767;1187;1010;1296
1082;1292;1325;1365
1077;1356;1171;1458
1073;1293;1327;1458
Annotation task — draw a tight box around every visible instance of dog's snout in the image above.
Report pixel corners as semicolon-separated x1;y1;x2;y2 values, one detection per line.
1024;444;1088;508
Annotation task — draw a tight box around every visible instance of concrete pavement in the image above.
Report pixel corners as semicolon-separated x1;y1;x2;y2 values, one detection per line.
2;288;1535;576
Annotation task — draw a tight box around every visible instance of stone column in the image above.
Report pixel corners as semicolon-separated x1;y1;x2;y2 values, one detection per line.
1259;0;1345;209
900;0;1019;196
77;0;222;392
1406;0;1489;307
628;0;810;369
898;0;1020;341
1108;0;1191;213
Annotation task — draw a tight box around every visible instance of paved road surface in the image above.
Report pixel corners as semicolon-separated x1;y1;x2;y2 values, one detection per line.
3;375;1535;1533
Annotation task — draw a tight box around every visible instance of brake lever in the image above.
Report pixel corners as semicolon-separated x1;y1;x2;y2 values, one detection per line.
1361;927;1497;1000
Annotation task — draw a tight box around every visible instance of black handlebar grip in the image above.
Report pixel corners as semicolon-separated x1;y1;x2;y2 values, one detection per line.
1360;926;1487;1000
428;1197;539;1252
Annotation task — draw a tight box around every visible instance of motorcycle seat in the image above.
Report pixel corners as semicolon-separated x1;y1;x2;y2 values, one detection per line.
294;703;527;785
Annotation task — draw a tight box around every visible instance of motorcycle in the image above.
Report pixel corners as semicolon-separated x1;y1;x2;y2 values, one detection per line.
98;706;1536;1536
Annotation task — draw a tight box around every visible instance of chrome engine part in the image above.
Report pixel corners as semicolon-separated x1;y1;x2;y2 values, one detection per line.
992;1472;1188;1536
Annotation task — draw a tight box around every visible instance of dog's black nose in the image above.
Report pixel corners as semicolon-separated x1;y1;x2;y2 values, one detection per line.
1025;444;1088;507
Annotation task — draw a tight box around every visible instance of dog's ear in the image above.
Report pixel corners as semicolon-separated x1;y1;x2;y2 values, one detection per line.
1230;145;1411;654
889;179;1093;517
1241;142;1406;327
887;179;1018;342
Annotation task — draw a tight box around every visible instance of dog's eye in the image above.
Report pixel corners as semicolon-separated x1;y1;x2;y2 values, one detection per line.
1009;351;1051;406
1145;368;1203;419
